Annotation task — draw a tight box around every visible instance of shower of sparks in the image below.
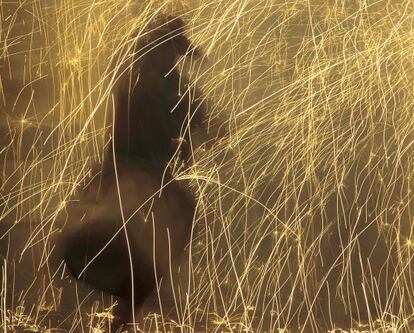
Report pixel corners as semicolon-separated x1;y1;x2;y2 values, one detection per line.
1;0;414;332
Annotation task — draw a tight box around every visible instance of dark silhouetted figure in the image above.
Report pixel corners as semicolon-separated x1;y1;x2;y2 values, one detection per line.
60;16;204;331
112;16;203;161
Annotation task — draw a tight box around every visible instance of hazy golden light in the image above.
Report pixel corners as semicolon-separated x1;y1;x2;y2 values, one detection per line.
1;0;414;332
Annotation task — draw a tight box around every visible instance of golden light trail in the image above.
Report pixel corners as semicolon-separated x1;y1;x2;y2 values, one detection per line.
0;0;413;332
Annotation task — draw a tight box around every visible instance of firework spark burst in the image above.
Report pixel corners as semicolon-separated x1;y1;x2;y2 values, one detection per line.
0;0;414;332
